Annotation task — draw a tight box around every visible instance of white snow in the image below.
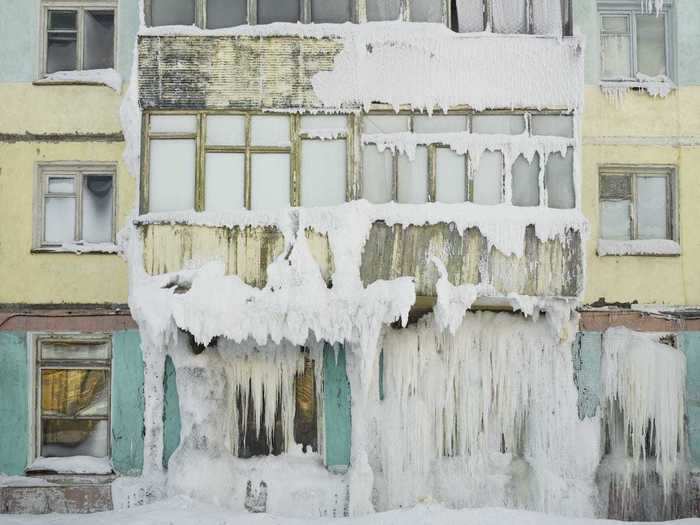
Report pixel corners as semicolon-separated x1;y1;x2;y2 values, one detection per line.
59;242;120;254
597;239;681;257
36;69;123;92
25;456;113;475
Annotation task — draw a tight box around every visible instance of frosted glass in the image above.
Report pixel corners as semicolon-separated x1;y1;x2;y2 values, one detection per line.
531;115;574;138
471;115;525;135
512;154;539;207
207;0;247;28
251;116;290;146
456;0;484;32
150;115;197;133
84;10;115;70
473;151;503;205
413;115;468;133
363;115;410;134
45;197;76;243
150;0;195;26
492;0;527;34
48;177;75;193
42;342;110;360
545;148;574;209
300;115;348;133
397;148;428;204
205;153;245;211
435;149;466;203
366;0;400;21
149;139;196;212
600;200;631;240
257;0;300;23
637;15;666;77
301;140;346;207
251;154;290;210
362;147;393;203
601;34;632;79
206;115;246;146
637;176;668;239
311;0;352;23
601;15;628;33
82;175;113;243
532;0;562;36
410;0;442;23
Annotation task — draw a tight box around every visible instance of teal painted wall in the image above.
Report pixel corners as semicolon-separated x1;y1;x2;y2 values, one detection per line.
323;344;352;469
111;330;145;475
162;354;181;468
573;332;602;419
0;332;29;475
680;332;700;467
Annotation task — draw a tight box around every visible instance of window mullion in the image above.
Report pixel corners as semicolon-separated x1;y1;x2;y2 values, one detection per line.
291;115;301;207
630;12;639;78
244;115;252;209
77;7;85;71
195;113;206;211
631;173;638;240
427;145;436;203
249;0;257;24
302;0;311;23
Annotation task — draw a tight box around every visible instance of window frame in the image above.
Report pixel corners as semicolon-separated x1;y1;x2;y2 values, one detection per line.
470;0;572;35
39;0;118;78
34;162;118;252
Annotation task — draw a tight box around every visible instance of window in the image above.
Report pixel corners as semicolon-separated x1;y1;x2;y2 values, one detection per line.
42;2;116;75
599;167;676;242
455;0;572;35
599;1;670;81
34;336;112;461
35;163;116;250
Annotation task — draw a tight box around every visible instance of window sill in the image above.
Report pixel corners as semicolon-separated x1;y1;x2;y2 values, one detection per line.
25;456;113;476
597;239;681;257
33;243;120;255
34;69;122;92
600;77;675;99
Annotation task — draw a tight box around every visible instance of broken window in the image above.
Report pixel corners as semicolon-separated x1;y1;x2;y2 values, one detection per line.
37;164;116;249
44;5;115;74
454;0;569;35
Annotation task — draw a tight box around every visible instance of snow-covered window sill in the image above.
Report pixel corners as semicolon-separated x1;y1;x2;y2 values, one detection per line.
33;69;122;92
600;78;675;99
33;243;120;255
597;239;681;257
25;456;113;475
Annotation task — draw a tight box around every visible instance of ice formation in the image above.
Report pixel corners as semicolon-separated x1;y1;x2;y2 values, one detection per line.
38;69;123;92
597;239;682;257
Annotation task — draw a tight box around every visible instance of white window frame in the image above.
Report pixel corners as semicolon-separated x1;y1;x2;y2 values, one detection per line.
33;162;118;252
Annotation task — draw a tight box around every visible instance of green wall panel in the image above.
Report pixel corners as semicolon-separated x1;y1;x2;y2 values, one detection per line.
680;332;700;467
163;354;181;468
0;332;29;475
323;343;351;469
572;332;602;419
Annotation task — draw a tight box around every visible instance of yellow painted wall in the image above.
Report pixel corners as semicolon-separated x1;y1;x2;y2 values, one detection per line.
582;86;700;305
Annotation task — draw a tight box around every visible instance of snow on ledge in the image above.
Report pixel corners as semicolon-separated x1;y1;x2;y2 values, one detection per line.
26;456;113;475
0;475;56;487
35;69;123;92
600;76;675;106
597;239;681;257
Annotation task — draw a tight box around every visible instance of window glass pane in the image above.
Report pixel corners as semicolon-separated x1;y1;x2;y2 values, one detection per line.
600;174;631;200
413;115;468;133
601;15;628;33
512;153;540;206
49;10;77;30
455;0;484;32
251;116;290;146
41;342;110;361
531;115;574;138
42;419;109;458
150;115;197;133
251;154;290;210
435;149;466;203
48;177;75;193
42;369;109;417
84;11;114;70
545;148;575;209
601;34;632;79
149;139;196;212
82;175;114;243
311;0;351;23
206;115;246;146
45;197;76;243
366;0;401;21
293;357;318;453
301;140;346;207
410;0;443;23
150;0;195;26
47;33;77;73
397;148;428;204
300;116;347;134
363;115;410;134
600;200;631;240
205;153;245;211
207;0;248;28
637;176;668;239
473;151;502;205
362;147;393;203
636;14;666;77
257;0;300;23
471;115;525;134
491;0;527;34
532;0;562;36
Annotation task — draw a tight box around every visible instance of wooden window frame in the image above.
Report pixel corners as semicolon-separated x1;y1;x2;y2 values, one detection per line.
455;0;573;35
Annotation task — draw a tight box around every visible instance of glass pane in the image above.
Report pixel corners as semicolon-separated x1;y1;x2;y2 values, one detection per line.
48;177;75;193
301;140;346;207
600;174;631;200
293;357;318;453
363;115;410;134
511;154;540;207
207;0;247;28
435;149;466;203
362;147;393;203
300;115;348;134
397;148;428;204
206;115;246;146
410;0;443;23
205;153;245;211
150;115;197;134
250;154;290;210
150;0;195;26
42;369;109;417
531;115;574;138
455;0;484;32
149;139;196;212
546;148;575;209
637;176;668;239
413;115;468;133
366;0;401;21
257;0;300;23
45;197;76;243
471;115;525;135
41;341;110;361
601;15;629;33
601;34;632;79
473;151;503;205
84;11;114;70
42;419;109;458
491;0;527;34
636;15;666;77
48;10;77;30
47;33;77;73
600;200;631;240
311;0;352;23
532;0;562;36
251;116;290;146
82;175;114;243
